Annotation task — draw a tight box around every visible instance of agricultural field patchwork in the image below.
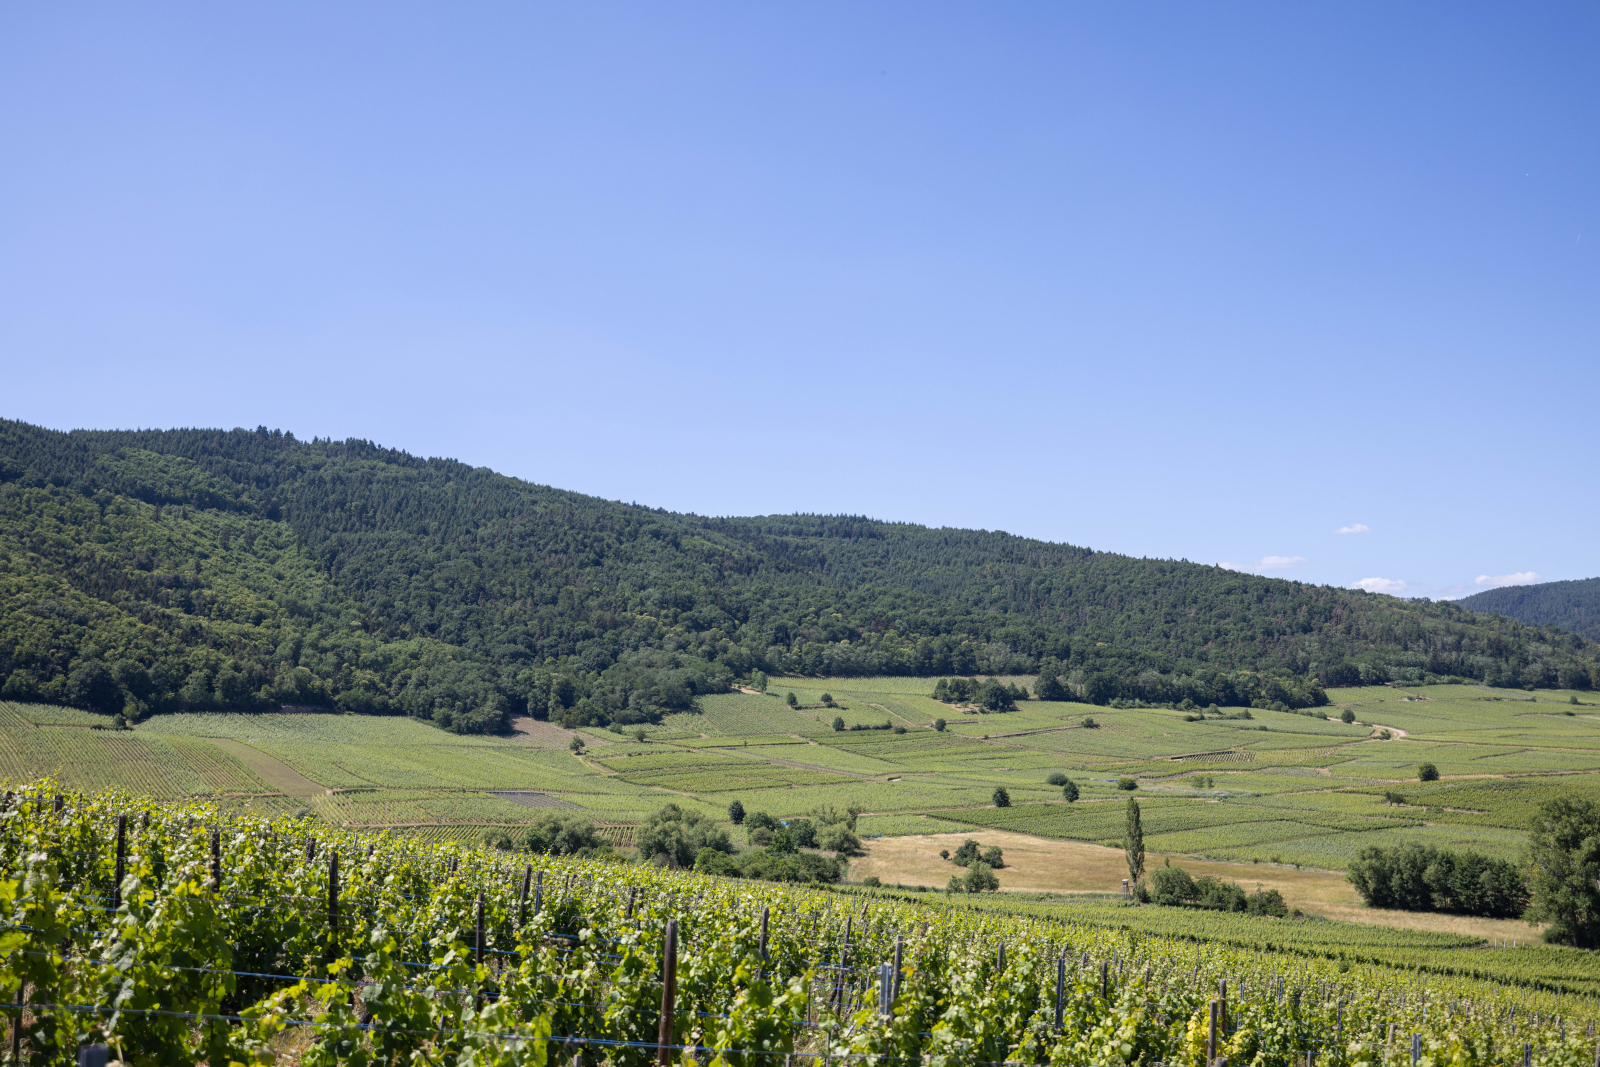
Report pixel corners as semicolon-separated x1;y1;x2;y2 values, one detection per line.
4;676;1599;885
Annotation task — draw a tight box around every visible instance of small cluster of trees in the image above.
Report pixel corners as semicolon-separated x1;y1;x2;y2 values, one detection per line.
1346;842;1528;919
931;677;1028;711
1147;863;1290;916
941;838;1004;893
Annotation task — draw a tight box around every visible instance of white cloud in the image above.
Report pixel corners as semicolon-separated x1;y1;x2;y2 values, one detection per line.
1474;571;1543;590
1220;555;1308;573
1334;523;1370;535
1353;577;1409;595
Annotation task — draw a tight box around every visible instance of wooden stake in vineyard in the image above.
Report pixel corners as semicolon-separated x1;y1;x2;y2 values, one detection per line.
113;814;127;911
327;852;339;963
657;919;678;1067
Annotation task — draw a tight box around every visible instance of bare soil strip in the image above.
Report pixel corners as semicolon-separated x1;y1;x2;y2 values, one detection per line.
207;738;326;798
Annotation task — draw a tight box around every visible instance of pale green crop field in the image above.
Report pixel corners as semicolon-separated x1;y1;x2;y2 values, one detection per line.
5;675;1599;869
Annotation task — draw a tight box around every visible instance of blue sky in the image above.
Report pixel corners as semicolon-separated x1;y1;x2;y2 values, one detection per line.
2;3;1595;599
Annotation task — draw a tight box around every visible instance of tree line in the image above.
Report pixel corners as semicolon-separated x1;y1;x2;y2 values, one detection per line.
0;418;1593;735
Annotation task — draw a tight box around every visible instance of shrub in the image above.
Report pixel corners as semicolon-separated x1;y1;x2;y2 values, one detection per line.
1061;779;1080;802
787;817;817;848
1340;708;1356;723
962;861;1000;892
694;847;741;876
1046;772;1069;786
523;812;605;857
817;823;861;856
950;840;981;866
820;693;834;706
992;787;1011;807
933;718;946;732
1418;762;1440;782
1151;864;1197;906
832;716;845;732
635;804;733;868
1117;777;1138;790
981;846;1005;869
727;799;745;825
1081;716;1099;729
482;829;516;851
786;692;798;707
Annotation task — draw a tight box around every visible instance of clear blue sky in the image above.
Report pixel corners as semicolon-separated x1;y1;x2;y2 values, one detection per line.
2;3;1595;599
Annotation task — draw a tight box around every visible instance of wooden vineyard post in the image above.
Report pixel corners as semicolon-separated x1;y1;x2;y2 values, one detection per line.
1100;960;1109;1002
306;837;316;863
1208;999;1219;1066
210;830;221;891
519;865;532;926
627;886;637;919
1412;1034;1422;1067
327;852;339;964
475;890;486;1011
112;814;127;911
1336;1003;1344;1045
535;870;543;916
760;907;770;961
997;942;1006;975
1522;1045;1531;1067
52;795;62;813
1054;955;1066;1032
892;934;904;1001
1219;978;1228;1035
657;919;678;1067
10;984;21;1062
878;963;893;1016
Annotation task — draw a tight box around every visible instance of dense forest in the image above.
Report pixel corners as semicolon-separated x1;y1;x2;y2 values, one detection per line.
1456;577;1600;641
0;419;1593;734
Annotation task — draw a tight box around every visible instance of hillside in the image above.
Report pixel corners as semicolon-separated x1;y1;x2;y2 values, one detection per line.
0;418;1593;732
1456;577;1600;641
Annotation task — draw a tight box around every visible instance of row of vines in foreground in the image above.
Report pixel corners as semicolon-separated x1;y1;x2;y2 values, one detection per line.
1;780;1598;1067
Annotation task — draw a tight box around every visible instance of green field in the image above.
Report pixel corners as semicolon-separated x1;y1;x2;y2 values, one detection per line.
5;675;1599;871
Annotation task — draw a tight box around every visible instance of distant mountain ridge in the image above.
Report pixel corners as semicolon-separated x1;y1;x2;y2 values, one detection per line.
0;418;1592;733
1455;577;1600;642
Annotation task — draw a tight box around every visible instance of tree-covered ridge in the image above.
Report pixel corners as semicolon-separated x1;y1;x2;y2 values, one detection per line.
1455;577;1600;642
0;418;1592;734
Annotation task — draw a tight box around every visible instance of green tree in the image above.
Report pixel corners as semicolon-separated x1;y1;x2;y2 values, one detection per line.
1124;797;1146;888
786;692;798;707
963;861;1000;892
1418;762;1440;782
751;670;768;692
1061;778;1080;802
1524;795;1600;947
1340;708;1356;723
67;660;122;716
1035;665;1068;701
1046;771;1068;786
727;799;745;825
568;735;585;753
933;718;946;732
1117;776;1138;790
831;715;845;731
992;787;1011;807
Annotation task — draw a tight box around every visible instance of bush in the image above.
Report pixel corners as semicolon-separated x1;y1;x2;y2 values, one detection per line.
1046;772;1069;786
861;875;882;887
737;849;842;884
1418;762;1440;782
981;846;1005;869
482;829;516;851
694;847;741;876
950;840;981;866
1081;716;1099;729
832;716;845;732
1340;708;1356;723
786;692;798;707
1117;777;1138;791
1061;779;1080;802
635;804;733;868
992;787;1011;807
787;817;817;848
817;823;861;856
727;799;745;825
1150;865;1196;906
933;718;946;732
820;693;834;706
522;812;605;856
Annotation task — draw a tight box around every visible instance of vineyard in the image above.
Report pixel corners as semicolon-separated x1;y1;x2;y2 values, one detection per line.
4;780;1600;1066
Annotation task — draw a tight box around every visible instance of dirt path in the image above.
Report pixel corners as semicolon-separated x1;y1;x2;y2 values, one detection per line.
207;738;326;798
853;828;1545;942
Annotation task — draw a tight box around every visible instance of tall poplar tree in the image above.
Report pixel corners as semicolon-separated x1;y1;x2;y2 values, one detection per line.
1124;798;1146;889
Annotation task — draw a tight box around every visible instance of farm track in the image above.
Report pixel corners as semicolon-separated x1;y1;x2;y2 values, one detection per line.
206;738;327;797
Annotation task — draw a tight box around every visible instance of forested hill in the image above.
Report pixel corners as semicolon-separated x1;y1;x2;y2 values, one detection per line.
0;419;1592;734
1455;578;1600;642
